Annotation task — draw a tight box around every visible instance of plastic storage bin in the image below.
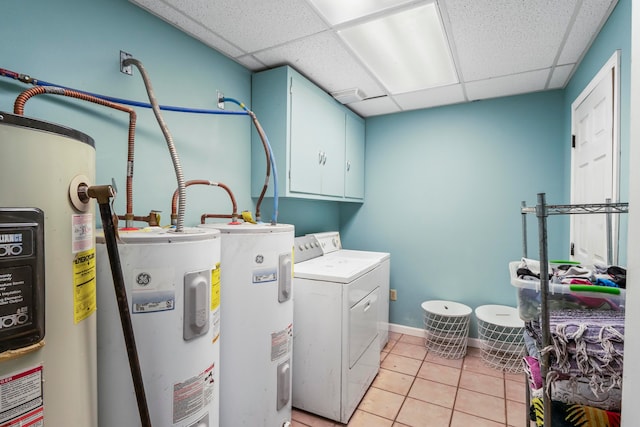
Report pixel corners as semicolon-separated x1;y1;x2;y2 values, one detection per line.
509;261;626;321
421;300;471;359
475;305;524;373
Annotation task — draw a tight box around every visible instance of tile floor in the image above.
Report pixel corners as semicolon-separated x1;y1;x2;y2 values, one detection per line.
291;332;534;427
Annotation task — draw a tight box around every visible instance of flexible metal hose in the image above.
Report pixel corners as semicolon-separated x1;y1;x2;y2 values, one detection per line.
123;58;186;232
13;86;138;224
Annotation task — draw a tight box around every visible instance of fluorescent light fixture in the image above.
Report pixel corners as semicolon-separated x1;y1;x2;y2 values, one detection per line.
331;88;367;104
307;0;414;25
338;3;458;94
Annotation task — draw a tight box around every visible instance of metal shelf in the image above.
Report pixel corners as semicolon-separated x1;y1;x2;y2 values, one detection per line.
519;193;628;427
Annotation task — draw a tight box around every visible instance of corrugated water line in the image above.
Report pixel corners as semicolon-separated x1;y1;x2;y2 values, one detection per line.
123;57;186;232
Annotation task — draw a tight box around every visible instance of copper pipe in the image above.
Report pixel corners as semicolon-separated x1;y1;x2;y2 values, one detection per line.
170;180;238;225
200;214;234;223
14;86;137;224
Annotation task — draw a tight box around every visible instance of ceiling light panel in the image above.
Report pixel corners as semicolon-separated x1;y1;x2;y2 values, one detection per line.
306;0;416;25
338;3;458;94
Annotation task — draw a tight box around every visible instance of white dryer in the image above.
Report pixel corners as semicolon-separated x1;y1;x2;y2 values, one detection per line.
292;232;388;424
308;231;391;349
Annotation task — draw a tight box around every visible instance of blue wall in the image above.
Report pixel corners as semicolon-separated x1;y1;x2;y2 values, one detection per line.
0;0;254;226
340;0;631;332
340;92;567;330
1;0;630;333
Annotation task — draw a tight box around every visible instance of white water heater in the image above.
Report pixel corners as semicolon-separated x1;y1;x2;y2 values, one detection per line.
96;227;221;427
0;112;97;426
199;222;294;427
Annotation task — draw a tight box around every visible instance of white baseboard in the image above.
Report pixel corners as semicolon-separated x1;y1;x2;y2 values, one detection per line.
389;323;481;348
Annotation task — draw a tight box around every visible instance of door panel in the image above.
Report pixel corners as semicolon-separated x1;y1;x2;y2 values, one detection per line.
571;65;616;265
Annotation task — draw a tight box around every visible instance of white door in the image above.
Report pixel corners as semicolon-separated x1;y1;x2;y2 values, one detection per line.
570;51;620;265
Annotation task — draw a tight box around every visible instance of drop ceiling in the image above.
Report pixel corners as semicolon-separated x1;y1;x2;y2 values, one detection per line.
129;0;618;117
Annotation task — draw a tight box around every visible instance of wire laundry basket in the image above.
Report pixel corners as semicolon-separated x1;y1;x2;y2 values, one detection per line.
475;305;525;373
421;300;471;359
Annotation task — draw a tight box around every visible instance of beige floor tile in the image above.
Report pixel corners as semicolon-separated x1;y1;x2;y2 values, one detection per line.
454;388;506;423
384;339;398;353
506;399;528;426
466;346;483;358
505;379;526;403
392;424;411;427
462;354;505;378
389;331;402;341
417;361;461;387
450;410;505;427
459;370;505;398
425;352;464;369
504;371;526;384
358;386;405;420
381;351;389;362
408;377;457;408
371;368;415;396
381;354;423;376
398;334;425;346
390;342;428;360
292;409;339;426
347;410;394;427
292;421;310;427
396;397;452;427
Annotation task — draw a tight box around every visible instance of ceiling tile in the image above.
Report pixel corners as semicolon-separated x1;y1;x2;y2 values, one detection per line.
442;0;578;81
235;55;266;71
130;0;245;57
140;0;329;54
557;0;617;65
465;69;550;101
347;96;401;117
394;84;466;111
253;32;386;98
548;64;575;89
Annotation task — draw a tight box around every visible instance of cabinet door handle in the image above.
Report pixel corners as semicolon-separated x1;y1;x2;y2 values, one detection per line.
322;153;327;165
346;161;351;171
318;151;323;165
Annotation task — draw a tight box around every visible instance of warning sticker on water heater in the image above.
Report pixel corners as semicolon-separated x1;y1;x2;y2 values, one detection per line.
271;324;293;361
172;363;215;424
73;249;96;324
71;214;93;254
0;364;44;426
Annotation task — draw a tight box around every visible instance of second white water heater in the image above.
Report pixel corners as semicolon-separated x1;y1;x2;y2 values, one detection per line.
96;227;221;427
200;222;294;427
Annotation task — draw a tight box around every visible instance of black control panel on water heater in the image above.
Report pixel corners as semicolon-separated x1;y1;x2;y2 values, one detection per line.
0;208;45;353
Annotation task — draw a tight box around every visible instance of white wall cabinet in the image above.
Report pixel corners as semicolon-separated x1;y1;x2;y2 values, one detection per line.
251;66;364;202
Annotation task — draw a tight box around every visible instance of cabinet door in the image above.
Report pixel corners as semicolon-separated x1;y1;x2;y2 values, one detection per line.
290;76;345;197
345;113;365;200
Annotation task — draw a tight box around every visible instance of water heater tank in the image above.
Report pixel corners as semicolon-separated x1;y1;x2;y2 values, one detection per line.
96;227;221;427
0;112;97;426
199;222;294;427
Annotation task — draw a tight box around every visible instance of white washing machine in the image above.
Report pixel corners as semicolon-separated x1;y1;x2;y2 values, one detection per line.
308;231;391;350
292;233;386;424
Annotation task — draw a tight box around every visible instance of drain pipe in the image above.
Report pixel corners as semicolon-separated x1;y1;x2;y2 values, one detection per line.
83;184;152;427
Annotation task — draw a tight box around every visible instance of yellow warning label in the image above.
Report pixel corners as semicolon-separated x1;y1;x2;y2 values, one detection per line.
211;263;221;311
73;248;97;324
